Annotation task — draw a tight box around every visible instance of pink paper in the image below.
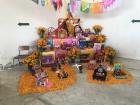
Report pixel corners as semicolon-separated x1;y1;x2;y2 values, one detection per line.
103;0;116;8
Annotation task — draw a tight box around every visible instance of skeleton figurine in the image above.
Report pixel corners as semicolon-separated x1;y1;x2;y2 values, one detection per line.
93;64;107;81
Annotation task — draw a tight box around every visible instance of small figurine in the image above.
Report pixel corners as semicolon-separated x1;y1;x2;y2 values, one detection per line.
114;63;122;76
113;63;128;79
56;68;68;80
78;65;83;73
93;64;107;81
73;63;83;73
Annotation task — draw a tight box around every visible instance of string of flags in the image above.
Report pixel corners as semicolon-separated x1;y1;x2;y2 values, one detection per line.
37;0;121;14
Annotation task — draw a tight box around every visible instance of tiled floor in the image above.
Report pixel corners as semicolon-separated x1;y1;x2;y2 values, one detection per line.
0;57;140;105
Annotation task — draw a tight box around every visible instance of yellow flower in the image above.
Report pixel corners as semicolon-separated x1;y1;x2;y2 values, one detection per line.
37;38;46;47
22;51;39;66
97;35;106;43
104;46;116;57
68;47;80;58
93;25;103;34
37;27;47;36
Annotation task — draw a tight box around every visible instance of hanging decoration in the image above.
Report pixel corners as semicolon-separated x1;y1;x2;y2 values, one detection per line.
70;0;75;12
38;0;46;6
80;0;90;13
51;0;57;10
57;0;63;10
103;0;121;12
50;0;63;11
67;2;71;12
75;0;81;12
103;0;116;8
91;2;104;13
37;0;121;14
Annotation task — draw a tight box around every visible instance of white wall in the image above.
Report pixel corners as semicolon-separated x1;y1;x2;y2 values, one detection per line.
0;0;140;66
79;0;140;60
0;0;63;65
